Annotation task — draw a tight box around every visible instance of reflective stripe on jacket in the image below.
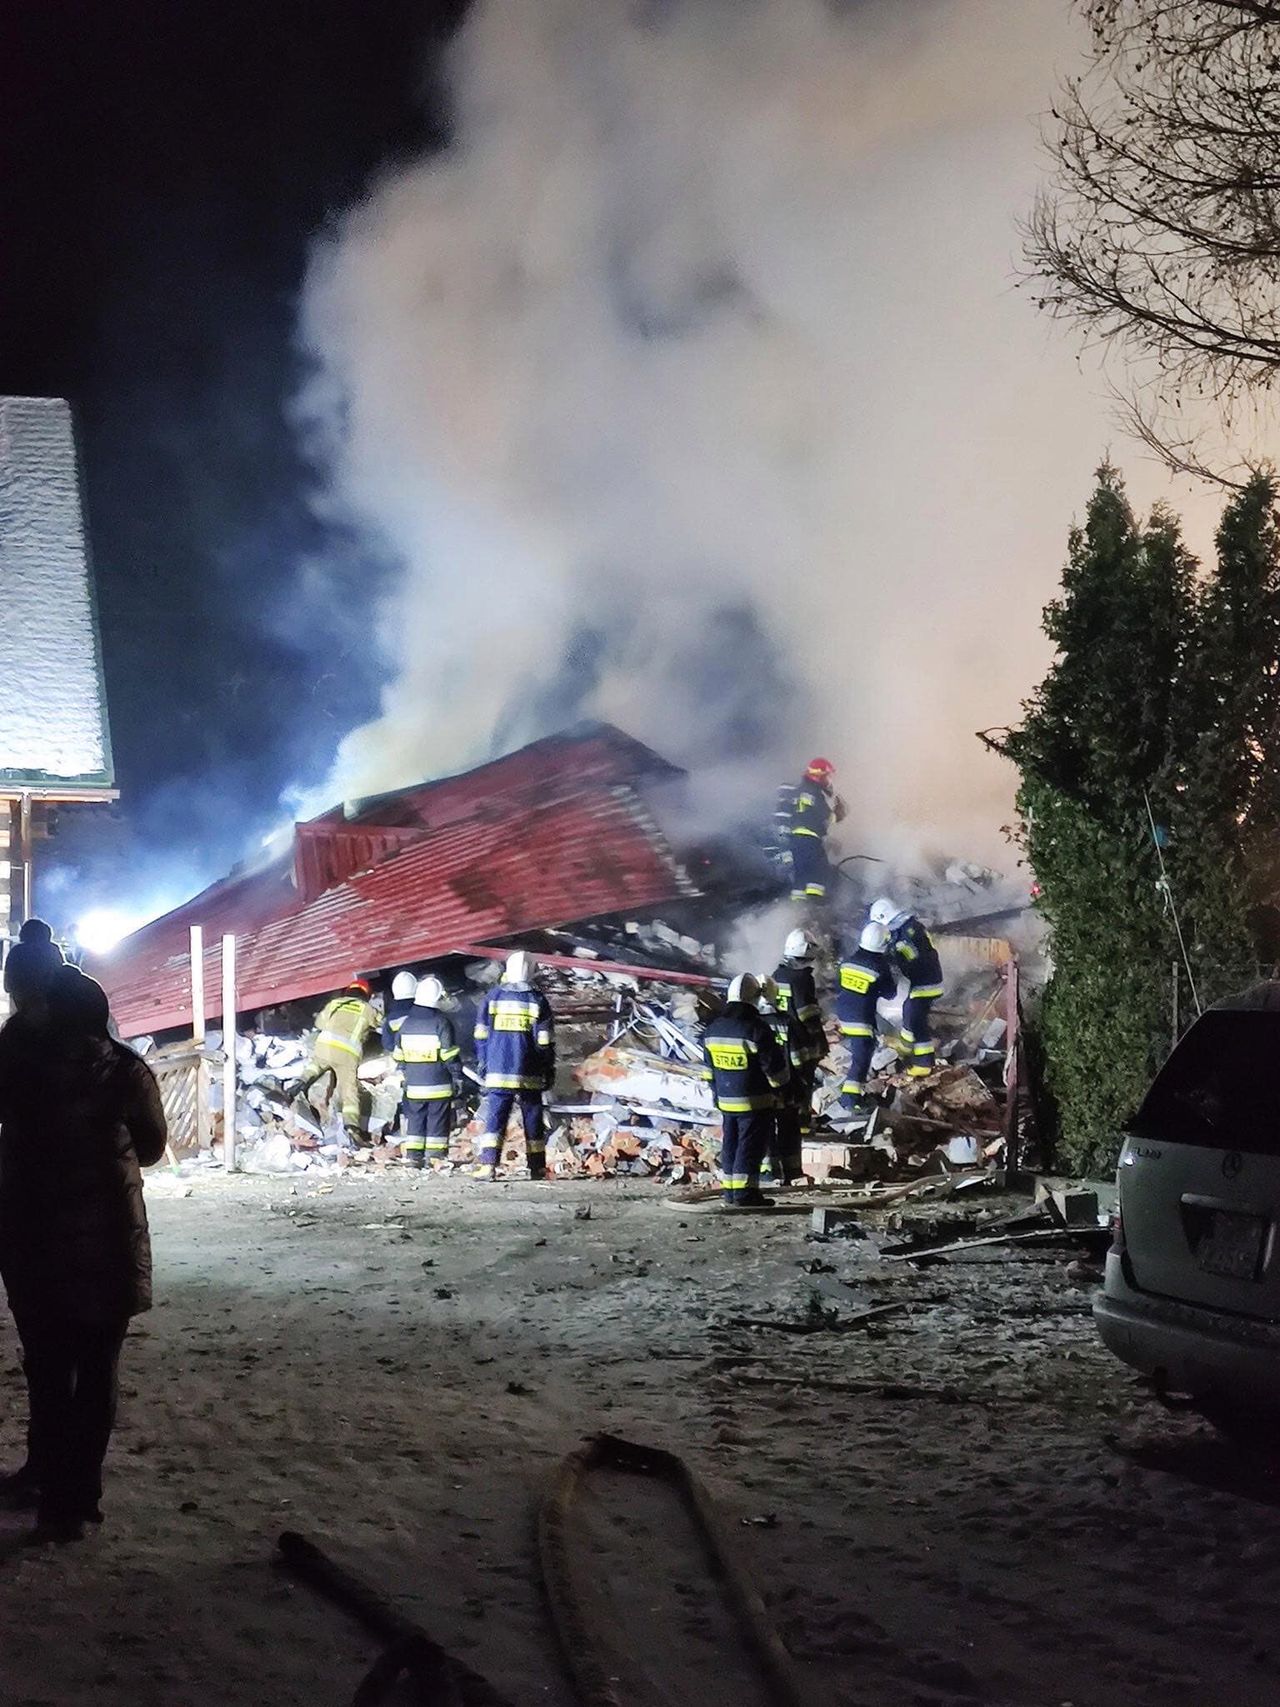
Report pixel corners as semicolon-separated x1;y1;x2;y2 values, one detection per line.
888;918;943;994
316;995;376;1058
836;948;894;1036
474;983;555;1091
702;1002;789;1114
788;781;831;841
772;960;821;1028
764;1009;811;1109
395;1009;461;1101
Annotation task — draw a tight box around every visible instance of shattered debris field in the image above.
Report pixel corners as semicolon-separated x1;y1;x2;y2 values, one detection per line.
3;1175;1279;1707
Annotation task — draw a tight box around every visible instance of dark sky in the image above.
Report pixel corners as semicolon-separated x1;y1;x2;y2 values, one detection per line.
0;0;464;922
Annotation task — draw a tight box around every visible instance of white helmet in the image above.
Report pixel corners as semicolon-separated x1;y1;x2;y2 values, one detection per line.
504;950;536;986
783;928;812;960
391;971;417;1001
757;974;781;1011
858;921;890;954
727;972;760;1006
869;897;905;929
414;975;446;1008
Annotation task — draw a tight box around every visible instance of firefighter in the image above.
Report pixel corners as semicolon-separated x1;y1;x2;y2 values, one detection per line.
870;898;945;1078
773;926;826;1091
381;970;418;1053
836;921;895;1109
757;975;810;1186
702;973;789;1208
786;757;843;904
394;976;461;1170
305;979;378;1140
473;951;555;1180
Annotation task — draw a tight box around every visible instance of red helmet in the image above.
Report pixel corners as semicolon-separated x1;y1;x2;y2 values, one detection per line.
348;978;372;997
805;757;835;783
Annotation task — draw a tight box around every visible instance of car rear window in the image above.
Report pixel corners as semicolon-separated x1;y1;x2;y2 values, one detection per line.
1131;1011;1280;1153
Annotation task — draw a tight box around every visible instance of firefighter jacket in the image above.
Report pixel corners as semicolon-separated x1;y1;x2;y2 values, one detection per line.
701;1001;789;1114
381;996;416;1054
763;1008;811;1109
315;994;376;1059
835;949;895;1038
788;779;832;843
888;917;944;997
474;983;555;1092
772;959;820;1029
395;1009;462;1101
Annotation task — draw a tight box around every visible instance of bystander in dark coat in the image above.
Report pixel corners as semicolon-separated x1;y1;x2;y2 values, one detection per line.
0;964;166;1539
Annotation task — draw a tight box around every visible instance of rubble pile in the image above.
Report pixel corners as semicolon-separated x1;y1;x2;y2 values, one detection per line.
545;1043;722;1183
155;900;1026;1185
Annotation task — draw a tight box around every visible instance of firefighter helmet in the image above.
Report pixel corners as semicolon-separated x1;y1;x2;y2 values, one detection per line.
391;971;417;1000
504;950;536;986
805;757;835;783
783;928;813;960
869;897;909;932
414;975;446;1008
757;975;781;1010
348;978;373;997
726;972;760;1006
858;921;890;953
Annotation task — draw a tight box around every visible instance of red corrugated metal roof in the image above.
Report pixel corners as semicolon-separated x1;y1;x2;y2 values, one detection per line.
292;821;423;903
95;726;694;1038
345;723;681;833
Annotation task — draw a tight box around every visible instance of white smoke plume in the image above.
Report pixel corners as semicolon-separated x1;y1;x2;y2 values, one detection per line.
295;0;1208;859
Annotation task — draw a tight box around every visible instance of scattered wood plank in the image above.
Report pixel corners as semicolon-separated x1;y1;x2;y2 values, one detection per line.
886;1227;1084;1263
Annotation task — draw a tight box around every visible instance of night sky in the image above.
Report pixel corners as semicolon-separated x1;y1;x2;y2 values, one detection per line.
0;0;463;922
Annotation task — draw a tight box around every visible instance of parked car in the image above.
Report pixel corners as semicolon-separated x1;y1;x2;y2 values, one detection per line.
1095;982;1280;1430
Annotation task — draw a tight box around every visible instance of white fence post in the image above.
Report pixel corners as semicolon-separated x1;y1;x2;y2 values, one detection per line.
221;934;237;1172
190;925;209;1151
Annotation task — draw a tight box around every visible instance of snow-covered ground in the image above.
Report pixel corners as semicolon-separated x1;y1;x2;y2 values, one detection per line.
1;1173;1277;1707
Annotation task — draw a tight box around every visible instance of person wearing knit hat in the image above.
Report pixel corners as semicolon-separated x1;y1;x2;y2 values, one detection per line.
3;919;66;1010
0;960;166;1539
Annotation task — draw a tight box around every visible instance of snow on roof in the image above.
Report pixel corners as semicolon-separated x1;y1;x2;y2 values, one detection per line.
0;397;113;787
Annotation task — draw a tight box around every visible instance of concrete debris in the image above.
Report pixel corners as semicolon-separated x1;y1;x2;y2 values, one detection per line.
1036;1184;1101;1228
809;1207;867;1238
572;1045;715;1116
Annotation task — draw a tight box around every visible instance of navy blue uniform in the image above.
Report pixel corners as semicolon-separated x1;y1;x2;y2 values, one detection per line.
772;956;825;1105
702;1002;789;1203
474;983;555;1175
836;947;894;1099
395;1009;461;1164
772;959;822;1043
764;1007;811;1184
381;996;416;1055
887;917;944;1078
787;780;833;901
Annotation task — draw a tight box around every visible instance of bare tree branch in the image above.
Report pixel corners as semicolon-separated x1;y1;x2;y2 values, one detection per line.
1027;3;1280;471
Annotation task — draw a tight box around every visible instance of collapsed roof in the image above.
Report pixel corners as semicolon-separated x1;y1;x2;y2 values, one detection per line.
95;724;698;1038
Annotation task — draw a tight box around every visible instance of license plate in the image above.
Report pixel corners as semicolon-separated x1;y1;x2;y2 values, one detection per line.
1198;1212;1267;1280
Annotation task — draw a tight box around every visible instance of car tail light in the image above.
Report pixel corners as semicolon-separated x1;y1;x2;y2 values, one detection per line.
1109;1202;1125;1253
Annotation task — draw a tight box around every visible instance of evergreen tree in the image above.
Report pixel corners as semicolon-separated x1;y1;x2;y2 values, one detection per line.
1169;474;1280;998
1006;465;1195;1175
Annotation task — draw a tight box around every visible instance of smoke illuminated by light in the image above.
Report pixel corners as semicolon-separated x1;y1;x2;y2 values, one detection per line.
75;907;141;957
